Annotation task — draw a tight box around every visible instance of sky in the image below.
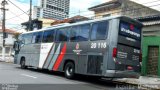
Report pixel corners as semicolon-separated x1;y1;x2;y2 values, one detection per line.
0;0;160;31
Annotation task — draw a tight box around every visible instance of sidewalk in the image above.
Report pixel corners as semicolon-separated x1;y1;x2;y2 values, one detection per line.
114;76;160;89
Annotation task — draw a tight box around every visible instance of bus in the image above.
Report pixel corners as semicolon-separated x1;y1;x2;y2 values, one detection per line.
13;16;143;79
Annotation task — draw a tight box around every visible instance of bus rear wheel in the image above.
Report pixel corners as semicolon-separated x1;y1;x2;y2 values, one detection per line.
64;62;75;79
20;58;27;69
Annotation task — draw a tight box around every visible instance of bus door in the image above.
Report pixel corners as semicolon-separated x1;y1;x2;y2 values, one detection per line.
20;33;32;66
49;28;70;71
30;32;43;67
115;20;142;72
40;30;55;69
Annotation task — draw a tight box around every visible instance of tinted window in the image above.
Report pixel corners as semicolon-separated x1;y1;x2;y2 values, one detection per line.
56;28;70;42
79;25;90;41
42;30;55;43
70;25;90;41
23;34;32;44
32;32;43;43
70;26;79;41
91;21;108;40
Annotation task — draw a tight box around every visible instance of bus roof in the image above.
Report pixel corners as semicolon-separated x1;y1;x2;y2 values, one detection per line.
23;15;143;34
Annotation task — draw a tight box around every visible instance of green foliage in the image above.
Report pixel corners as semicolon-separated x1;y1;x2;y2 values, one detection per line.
13;33;20;40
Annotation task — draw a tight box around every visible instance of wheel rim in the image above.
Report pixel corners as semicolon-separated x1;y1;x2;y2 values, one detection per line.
66;67;73;76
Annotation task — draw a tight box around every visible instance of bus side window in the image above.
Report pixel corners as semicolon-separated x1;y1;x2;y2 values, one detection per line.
56;28;70;42
42;30;55;43
70;25;90;42
70;26;80;41
32;32;43;43
23;34;32;44
79;24;90;41
91;21;109;40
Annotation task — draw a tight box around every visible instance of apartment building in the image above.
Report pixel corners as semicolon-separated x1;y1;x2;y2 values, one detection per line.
33;0;70;20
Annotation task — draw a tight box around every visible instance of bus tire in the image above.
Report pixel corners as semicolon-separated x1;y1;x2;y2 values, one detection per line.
20;58;27;69
64;62;75;79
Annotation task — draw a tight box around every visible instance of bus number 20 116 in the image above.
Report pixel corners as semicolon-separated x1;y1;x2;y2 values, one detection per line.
91;43;107;49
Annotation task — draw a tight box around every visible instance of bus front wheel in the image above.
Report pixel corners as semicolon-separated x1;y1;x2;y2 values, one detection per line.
64;62;75;79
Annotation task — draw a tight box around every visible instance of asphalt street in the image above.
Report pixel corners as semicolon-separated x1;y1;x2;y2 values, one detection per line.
0;62;137;90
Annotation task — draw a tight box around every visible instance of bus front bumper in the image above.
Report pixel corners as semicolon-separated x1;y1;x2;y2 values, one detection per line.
105;70;140;78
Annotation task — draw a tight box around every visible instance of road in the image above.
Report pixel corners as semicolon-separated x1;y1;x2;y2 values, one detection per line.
0;62;136;90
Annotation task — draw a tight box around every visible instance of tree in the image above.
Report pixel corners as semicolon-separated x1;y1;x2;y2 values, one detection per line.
13;32;20;40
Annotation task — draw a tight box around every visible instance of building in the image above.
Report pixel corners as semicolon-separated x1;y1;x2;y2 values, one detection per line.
51;15;90;25
39;18;56;27
21;18;56;31
33;0;70;20
21;19;43;31
137;15;160;77
0;28;17;62
33;6;42;19
88;0;160;18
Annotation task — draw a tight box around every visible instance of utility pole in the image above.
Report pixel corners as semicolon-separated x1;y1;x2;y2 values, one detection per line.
28;0;32;31
1;0;8;61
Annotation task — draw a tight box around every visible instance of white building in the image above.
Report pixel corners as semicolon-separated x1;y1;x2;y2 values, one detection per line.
33;0;70;20
0;28;17;62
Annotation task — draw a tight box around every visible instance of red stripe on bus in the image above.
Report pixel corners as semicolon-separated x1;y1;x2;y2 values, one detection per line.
53;43;67;71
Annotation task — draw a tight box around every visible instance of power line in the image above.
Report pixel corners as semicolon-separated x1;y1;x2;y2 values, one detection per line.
8;10;26;21
6;10;29;20
69;1;160;18
140;0;160;4
75;4;160;20
6;0;160;20
69;0;160;16
5;0;160;30
7;0;29;16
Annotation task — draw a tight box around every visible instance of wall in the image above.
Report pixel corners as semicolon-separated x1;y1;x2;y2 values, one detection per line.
0;33;15;62
0;33;15;45
39;18;55;27
121;0;159;18
95;8;121;18
142;24;160;36
142;36;160;76
94;0;159;18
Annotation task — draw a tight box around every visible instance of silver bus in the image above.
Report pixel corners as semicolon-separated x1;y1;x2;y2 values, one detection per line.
13;16;143;79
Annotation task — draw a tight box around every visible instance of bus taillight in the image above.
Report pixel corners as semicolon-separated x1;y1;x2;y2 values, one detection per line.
112;48;117;58
127;66;133;70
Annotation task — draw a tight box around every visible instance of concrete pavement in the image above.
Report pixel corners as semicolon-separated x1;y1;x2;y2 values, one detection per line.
0;62;119;90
